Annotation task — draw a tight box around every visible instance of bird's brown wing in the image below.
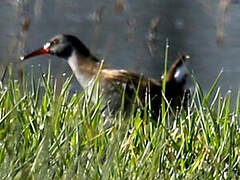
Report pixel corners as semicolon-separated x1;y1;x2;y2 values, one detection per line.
100;68;162;88
100;68;163;117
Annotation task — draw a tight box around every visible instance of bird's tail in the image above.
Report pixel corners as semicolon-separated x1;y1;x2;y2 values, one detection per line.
165;54;191;109
167;54;190;85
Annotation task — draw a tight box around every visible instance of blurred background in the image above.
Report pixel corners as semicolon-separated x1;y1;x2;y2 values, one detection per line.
0;0;239;97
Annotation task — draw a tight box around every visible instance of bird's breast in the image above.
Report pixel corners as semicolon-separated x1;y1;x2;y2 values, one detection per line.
68;53;97;89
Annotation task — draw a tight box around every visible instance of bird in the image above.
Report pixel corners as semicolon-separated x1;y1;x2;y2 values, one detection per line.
20;34;190;119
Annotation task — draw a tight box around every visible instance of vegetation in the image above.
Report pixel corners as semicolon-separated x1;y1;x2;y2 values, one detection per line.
0;65;239;179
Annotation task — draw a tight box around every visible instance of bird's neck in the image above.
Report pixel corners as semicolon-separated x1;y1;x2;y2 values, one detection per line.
67;51;101;88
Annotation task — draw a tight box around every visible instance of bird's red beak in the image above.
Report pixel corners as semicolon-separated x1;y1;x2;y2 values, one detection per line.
20;47;50;61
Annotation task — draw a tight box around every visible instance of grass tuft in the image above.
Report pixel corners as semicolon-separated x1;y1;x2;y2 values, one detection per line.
0;65;239;179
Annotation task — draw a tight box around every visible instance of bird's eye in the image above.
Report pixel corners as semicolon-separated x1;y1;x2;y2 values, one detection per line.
52;39;59;45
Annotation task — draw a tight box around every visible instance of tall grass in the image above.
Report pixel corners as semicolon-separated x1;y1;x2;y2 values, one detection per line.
0;65;239;179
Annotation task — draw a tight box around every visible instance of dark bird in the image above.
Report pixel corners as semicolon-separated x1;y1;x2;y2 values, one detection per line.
20;34;190;119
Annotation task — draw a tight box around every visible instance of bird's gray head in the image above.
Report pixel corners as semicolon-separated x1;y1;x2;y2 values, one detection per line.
20;34;91;61
46;34;90;59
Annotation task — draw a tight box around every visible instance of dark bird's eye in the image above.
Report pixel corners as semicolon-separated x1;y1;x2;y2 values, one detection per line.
52;39;59;45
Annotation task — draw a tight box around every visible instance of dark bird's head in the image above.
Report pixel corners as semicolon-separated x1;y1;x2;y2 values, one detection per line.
20;34;91;61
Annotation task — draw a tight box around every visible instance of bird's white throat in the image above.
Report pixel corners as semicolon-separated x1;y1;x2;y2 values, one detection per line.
67;51;95;89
